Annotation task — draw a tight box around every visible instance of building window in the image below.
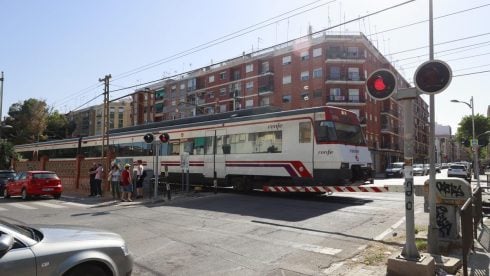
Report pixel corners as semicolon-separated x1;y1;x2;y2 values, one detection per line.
329;88;342;101
282;55;292;65
313;89;323;98
300;51;309;61
313;68;322;78
313;47;322;57
208;91;215;99
260;96;270;106
246;64;253;73
219;71;227;80
300;71;309;81
330;67;341;80
220;104;227;113
245;99;254;108
246;81;254;91
347;47;359;58
180;83;186;90
348;89;360;102
209;75;215;83
282;95;292;103
282;75;291;84
348;67;360;81
261;61;270;73
219;87;226;96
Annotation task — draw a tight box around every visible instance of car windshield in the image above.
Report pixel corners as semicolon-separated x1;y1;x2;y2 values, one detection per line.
450;165;465;170
388;163;403;169
413;164;423;168
0;172;15;179
33;173;59;179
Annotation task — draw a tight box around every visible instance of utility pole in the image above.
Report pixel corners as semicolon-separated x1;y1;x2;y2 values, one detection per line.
0;71;4;125
99;74;111;191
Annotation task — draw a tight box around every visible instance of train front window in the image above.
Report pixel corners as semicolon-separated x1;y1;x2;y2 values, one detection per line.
316;120;365;145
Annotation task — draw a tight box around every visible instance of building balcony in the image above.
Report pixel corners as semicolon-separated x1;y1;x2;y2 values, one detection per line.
380;108;399;118
258;85;273;95
326;95;366;106
325;52;366;64
381;124;399;135
325;75;365;85
380;142;401;151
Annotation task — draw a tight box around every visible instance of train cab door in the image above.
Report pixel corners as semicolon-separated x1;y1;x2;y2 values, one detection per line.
204;129;227;182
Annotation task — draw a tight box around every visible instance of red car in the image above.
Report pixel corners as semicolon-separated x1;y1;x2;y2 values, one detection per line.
3;171;62;200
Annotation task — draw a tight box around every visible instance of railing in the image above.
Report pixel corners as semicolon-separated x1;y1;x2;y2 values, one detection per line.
461;196;473;276
381;108;399;117
327;52;366;59
329;95;345;102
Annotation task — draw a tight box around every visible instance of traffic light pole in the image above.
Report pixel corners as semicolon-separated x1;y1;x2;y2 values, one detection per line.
397;88;420;261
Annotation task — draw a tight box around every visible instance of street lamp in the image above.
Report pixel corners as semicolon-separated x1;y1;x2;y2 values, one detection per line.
451;96;480;188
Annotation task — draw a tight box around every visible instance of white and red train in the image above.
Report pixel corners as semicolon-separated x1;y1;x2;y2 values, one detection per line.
14;106;374;192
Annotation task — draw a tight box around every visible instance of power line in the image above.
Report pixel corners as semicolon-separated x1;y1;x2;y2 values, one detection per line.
401;51;490;70
367;3;490;37
453;69;490;77
107;0;416;100
394;40;490;62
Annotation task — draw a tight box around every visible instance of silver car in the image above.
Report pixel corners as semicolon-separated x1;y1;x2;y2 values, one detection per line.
0;217;133;276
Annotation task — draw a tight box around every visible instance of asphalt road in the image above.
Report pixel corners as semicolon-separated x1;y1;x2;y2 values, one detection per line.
0;173;437;276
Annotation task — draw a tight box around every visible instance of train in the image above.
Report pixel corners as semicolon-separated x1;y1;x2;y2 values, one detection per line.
14;106;374;192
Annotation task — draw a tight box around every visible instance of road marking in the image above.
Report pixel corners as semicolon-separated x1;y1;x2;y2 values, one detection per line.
31;201;66;209
374;210;423;241
62;202;92;208
7;203;37;210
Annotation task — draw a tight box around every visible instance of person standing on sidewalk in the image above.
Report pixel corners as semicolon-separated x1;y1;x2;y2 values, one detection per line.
120;164;132;202
94;163;104;197
108;164;121;200
135;160;144;199
88;163;97;196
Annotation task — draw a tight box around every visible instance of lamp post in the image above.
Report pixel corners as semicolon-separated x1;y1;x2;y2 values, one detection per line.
451;96;480;188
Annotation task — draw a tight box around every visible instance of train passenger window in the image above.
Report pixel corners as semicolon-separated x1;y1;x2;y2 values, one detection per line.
183;139;194;155
168;141;180;155
193;137;205;155
299;122;311;143
204;137;214;155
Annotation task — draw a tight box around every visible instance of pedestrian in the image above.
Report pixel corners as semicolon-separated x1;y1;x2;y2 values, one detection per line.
135;160;145;199
120;164;133;202
88;163;97;196
94;163;104;197
108;164;121;200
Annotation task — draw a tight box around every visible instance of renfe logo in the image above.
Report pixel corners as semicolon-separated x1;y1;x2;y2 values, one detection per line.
318;149;334;155
268;123;283;130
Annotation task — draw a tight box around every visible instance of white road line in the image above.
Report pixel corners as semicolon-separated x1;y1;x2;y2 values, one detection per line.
7;203;37;210
62;202;91;208
31;202;66;209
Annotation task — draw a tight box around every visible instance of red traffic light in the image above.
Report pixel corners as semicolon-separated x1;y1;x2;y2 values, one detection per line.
365;69;397;100
143;133;154;144
414;60;452;94
159;133;170;143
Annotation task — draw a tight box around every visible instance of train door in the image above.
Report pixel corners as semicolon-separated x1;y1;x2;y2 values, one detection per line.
204;129;226;182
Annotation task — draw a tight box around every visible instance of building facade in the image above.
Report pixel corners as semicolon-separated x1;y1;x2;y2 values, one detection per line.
131;33;429;173
68;100;131;137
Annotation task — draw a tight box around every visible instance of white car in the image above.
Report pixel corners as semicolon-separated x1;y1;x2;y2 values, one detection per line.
447;165;470;181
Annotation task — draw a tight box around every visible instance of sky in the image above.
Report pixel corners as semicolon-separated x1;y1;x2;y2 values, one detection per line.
1;0;489;134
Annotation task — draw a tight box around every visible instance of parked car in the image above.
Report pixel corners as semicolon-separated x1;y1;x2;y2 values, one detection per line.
412;164;426;176
3;171;62;200
385;162;405;178
448;164;470;181
0;216;133;276
0;170;15;196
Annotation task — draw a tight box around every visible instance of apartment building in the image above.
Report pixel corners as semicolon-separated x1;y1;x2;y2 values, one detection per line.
68;100;132;137
131;33;429;173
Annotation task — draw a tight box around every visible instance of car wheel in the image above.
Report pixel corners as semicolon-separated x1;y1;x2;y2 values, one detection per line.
53;194;61;199
21;189;30;200
65;263;109;276
3;188;10;199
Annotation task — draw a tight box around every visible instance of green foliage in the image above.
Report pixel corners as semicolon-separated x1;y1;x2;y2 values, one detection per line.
0;141;18;169
455;114;490;157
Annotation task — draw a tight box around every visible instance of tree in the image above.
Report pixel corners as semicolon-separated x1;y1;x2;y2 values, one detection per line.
43;110;75;141
5;98;49;145
0;141;18;169
455;114;490;158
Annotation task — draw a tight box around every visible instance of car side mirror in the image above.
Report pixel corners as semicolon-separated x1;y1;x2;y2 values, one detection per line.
0;233;14;257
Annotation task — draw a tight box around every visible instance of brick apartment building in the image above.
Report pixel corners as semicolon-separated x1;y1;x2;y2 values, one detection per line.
131;33;429;173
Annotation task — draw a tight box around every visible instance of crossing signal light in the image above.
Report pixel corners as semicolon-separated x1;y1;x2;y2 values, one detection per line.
414;60;452;94
365;69;397;100
159;133;170;143
143;133;154;144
